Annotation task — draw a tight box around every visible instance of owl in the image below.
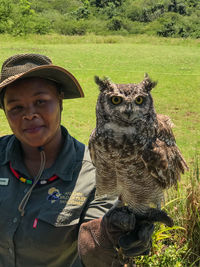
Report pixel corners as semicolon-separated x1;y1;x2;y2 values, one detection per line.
89;74;188;227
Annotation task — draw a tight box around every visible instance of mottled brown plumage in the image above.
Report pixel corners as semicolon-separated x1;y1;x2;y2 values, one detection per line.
89;74;188;226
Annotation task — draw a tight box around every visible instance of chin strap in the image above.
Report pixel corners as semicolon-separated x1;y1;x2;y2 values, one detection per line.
18;147;46;216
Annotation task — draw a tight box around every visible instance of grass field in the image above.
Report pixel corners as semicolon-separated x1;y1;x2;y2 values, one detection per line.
0;34;199;265
0;34;199;165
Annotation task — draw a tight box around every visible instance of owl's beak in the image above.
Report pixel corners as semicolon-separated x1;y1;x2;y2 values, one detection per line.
124;103;133;118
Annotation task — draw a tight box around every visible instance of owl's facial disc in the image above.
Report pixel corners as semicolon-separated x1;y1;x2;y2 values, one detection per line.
108;94;147;123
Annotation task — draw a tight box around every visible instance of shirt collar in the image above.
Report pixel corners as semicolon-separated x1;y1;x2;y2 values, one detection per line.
1;126;85;182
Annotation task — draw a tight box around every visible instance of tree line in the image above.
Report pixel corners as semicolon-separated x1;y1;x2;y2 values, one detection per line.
0;0;200;38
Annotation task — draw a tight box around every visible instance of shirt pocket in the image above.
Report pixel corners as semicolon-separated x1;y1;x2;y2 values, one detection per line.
30;202;85;248
37;201;84;227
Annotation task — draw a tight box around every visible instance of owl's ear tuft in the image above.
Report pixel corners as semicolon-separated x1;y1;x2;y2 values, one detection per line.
142;73;157;91
94;76;112;92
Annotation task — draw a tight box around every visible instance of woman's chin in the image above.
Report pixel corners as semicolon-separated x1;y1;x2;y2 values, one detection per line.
21;138;47;149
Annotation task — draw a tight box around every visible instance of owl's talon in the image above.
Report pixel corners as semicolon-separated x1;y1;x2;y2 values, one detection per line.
106;206;136;232
135;208;174;227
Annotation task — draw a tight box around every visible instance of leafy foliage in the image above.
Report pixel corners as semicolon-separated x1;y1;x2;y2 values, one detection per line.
90;0;124;8
0;0;199;36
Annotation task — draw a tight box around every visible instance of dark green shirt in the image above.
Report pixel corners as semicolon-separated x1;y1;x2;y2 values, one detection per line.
0;126;114;267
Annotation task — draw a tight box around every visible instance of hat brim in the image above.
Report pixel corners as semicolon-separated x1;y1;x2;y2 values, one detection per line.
0;65;84;99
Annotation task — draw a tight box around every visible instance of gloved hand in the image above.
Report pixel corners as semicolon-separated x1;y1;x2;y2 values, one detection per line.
118;220;154;257
103;206;154;264
78;206;155;267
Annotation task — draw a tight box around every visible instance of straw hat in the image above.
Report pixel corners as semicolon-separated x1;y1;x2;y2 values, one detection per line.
0;53;84;108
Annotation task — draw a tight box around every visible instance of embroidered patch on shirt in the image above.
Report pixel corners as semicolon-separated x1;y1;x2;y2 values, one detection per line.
47;187;61;203
0;178;9;186
67;192;86;206
47;187;86;206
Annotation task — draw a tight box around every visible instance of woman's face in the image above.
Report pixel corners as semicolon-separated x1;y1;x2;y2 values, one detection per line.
4;77;62;148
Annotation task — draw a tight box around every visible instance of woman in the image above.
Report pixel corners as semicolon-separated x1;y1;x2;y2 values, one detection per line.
0;54;154;267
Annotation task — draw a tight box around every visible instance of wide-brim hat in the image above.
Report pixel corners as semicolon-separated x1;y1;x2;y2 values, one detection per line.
0;53;84;108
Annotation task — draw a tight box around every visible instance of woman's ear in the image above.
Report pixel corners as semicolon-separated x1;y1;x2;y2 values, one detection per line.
59;92;64;112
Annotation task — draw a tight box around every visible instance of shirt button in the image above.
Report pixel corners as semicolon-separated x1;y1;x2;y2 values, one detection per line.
13;217;18;223
8;248;13;254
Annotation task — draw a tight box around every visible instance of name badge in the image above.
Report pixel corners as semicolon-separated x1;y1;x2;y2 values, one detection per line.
0;178;9;186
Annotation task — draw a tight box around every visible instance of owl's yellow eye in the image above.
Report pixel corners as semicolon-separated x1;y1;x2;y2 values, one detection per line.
135;96;144;105
111;96;122;105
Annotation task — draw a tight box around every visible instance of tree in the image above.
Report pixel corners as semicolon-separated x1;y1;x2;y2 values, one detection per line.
90;0;124;8
0;0;13;33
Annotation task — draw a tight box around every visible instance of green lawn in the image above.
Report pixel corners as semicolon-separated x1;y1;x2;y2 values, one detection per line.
0;34;199;167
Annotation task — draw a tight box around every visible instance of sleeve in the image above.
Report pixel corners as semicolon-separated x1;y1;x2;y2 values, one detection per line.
81;189;117;222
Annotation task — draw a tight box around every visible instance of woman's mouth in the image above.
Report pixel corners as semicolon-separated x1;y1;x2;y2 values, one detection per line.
24;126;44;134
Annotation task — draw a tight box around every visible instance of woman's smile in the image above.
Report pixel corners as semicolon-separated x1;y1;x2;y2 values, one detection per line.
23;125;44;134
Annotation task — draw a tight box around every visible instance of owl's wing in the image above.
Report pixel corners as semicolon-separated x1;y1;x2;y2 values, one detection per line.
141;114;188;188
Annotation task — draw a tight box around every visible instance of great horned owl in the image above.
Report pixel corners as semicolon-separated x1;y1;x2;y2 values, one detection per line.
89;74;188;226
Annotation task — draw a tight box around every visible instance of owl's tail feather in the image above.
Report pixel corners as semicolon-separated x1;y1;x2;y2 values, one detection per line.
135;208;174;227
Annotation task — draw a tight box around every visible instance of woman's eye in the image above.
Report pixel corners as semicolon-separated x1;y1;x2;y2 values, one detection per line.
36;99;46;105
11;106;23;112
111;96;122;105
135;96;144;105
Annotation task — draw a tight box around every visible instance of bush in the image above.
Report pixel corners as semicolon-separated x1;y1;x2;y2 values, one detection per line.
126;4;148;22
83;18;107;35
31;16;51;34
122;20;146;34
107;17;123;30
6;0;40;36
0;21;10;34
156;11;200;38
156;12;182;37
71;6;90;19
125;0;167;23
90;0;123;8
54;19;87;35
0;0;13;33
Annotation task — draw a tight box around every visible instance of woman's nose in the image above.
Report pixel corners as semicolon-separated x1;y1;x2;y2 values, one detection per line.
22;106;38;120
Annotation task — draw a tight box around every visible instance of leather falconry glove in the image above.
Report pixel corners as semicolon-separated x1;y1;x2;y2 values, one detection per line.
78;205;167;267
